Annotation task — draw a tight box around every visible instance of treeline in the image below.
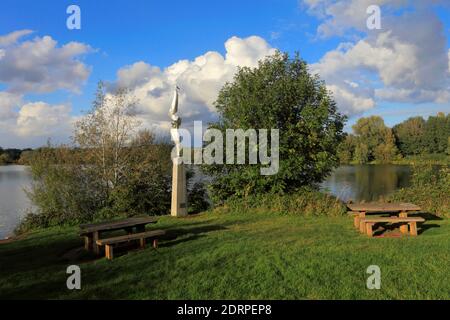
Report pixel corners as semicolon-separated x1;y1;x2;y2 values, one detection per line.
338;113;450;164
0;148;33;165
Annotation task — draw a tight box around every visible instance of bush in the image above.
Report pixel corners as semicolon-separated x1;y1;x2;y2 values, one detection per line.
202;52;346;203
390;165;449;217
216;188;347;217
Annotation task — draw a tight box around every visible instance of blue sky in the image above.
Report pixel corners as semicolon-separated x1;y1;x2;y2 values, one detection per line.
1;0;450;148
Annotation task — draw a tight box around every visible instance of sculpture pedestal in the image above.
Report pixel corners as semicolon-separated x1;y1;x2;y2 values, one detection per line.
171;159;188;217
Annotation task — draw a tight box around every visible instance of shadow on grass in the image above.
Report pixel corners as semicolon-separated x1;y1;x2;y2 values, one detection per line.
371;216;441;237
409;211;444;221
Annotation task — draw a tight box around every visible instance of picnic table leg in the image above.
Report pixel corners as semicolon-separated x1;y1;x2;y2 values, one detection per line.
359;212;366;233
399;211;409;234
153;239;158;249
139;238;146;248
366;223;374;237
409;222;418;236
353;212;360;229
93;231;100;255
84;235;92;251
105;245;113;260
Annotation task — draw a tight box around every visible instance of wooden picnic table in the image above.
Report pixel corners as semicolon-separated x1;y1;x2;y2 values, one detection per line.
347;203;422;235
80;217;158;254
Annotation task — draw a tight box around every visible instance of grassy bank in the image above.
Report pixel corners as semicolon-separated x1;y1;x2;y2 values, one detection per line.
1;210;449;299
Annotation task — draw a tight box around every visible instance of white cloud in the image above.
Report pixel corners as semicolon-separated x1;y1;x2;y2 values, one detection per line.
0;92;22;120
307;1;450;114
327;84;375;114
448;49;450;73
14;102;72;137
114;36;276;130
0;31;92;94
0;29;33;47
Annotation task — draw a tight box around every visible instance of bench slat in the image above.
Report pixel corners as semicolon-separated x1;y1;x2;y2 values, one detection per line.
361;217;425;223
347;203;421;212
96;230;165;246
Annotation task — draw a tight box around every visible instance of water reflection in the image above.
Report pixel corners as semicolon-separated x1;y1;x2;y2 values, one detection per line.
0;166;32;239
321;165;412;202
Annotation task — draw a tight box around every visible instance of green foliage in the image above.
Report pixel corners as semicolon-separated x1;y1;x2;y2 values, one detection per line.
337;134;355;164
0;148;31;165
390;165;450;217
351;116;399;163
392;117;426;155
203;52;346;203
422;112;450;154
218;188;347;217
188;182;211;214
339;113;450;164
17;84;181;232
17;146;104;232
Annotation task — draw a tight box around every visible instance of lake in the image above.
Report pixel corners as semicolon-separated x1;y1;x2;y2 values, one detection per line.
0;164;414;239
320;164;412;203
0;166;33;239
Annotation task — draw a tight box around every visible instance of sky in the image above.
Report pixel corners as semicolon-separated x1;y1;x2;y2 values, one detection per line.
0;0;450;148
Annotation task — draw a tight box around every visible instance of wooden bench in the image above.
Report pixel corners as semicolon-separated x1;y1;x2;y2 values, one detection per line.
96;230;165;260
80;217;158;254
359;217;425;237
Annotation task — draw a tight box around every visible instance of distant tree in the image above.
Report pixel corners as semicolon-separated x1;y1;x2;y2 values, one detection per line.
352;116;399;163
353;143;369;164
447;137;450;156
423;112;450;154
337;134;356;164
0;153;12;165
202;51;346;203
393;116;426;155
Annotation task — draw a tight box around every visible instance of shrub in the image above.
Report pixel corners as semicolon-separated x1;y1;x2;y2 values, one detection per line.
216;188;347;217
390;165;449;217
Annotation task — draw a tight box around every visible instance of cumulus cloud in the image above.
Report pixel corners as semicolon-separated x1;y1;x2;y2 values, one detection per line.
0;92;22;120
0;30;92;94
14;102;73;137
0;100;73;148
114;36;276;131
305;1;450;114
0;29;33;47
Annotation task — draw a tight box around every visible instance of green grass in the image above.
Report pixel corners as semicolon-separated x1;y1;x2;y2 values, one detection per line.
0;211;449;299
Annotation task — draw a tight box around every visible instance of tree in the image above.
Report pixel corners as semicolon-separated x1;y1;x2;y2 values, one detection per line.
202;52;346;203
337;134;356;163
422;112;450;154
75;82;141;204
393;116;426;155
352;116;399;163
21;82;176;230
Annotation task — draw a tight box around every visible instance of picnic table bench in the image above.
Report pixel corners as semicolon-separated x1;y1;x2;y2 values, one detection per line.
80;217;159;255
96;230;166;260
347;203;424;237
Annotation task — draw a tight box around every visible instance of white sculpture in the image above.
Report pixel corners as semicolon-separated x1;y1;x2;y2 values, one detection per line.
169;86;182;158
169;85;187;217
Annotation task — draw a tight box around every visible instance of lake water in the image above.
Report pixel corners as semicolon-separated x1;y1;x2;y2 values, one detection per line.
0;164;414;238
0;166;32;239
321;164;412;203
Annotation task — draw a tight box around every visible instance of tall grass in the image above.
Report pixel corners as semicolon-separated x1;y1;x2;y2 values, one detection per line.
390;165;449;217
217;188;347;217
